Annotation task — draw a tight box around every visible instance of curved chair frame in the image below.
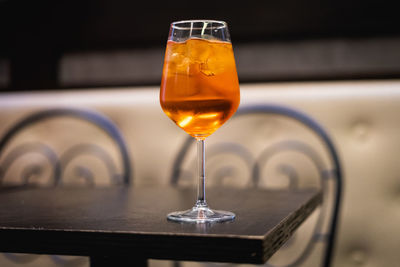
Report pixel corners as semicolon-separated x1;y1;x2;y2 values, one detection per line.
255;139;327;267
0;142;59;185
0;108;131;186
170;104;342;267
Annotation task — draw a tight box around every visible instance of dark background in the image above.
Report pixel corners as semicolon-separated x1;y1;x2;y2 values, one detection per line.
1;0;399;91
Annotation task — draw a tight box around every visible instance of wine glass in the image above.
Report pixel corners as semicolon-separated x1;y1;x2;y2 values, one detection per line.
160;20;240;223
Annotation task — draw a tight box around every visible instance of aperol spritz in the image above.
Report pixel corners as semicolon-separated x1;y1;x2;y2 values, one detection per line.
160;20;240;223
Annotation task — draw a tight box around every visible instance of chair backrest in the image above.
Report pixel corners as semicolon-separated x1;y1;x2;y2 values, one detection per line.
170;104;342;267
0;108;131;186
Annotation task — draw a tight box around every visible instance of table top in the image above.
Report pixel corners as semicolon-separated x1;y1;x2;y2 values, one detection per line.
0;186;321;264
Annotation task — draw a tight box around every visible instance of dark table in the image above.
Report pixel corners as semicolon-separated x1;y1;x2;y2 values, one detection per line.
0;186;321;266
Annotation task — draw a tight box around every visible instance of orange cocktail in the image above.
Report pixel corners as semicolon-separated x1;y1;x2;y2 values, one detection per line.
160;38;240;139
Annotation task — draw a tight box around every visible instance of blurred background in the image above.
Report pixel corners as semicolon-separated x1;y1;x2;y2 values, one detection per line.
1;0;400;91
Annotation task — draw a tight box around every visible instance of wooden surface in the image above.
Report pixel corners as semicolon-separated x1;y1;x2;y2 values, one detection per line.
0;186;321;264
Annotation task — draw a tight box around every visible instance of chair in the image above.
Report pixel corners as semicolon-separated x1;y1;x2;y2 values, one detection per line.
170;104;342;267
0;107;132;266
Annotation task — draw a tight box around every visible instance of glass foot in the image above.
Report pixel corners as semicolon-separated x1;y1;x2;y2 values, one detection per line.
167;204;235;223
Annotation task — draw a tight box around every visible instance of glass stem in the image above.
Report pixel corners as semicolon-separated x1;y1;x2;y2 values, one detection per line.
196;138;207;207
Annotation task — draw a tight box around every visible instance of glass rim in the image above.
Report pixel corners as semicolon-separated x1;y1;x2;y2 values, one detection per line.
171;20;228;30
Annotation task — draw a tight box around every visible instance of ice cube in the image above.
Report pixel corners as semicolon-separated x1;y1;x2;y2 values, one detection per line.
200;57;225;76
187;39;211;63
200;62;215;76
